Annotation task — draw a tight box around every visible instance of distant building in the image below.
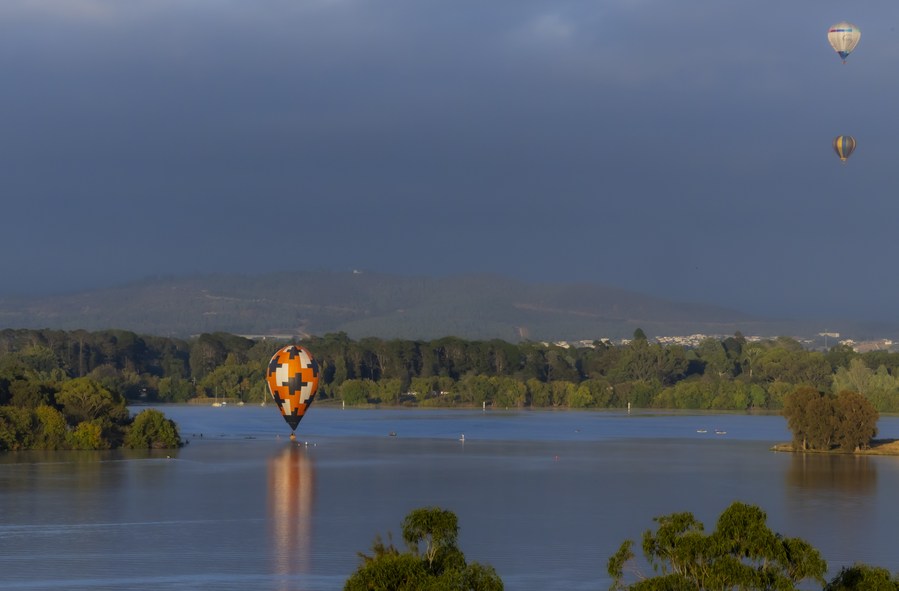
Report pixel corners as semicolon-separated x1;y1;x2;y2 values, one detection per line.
845;339;894;353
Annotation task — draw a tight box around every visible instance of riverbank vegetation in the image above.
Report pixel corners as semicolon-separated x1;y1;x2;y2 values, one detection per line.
0;328;187;450
7;326;899;451
0;393;181;452
4;328;899;415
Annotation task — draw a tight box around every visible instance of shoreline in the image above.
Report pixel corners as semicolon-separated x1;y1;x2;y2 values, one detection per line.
771;438;899;455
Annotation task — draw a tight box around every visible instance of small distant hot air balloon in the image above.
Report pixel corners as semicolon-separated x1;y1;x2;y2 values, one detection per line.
828;22;861;63
833;135;856;162
266;345;320;432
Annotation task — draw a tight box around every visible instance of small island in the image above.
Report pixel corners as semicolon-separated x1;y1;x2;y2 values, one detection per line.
773;386;892;455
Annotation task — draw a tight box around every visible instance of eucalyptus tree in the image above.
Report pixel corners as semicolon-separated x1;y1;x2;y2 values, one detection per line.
834;390;878;451
345;507;503;591
825;564;899;590
607;502;827;591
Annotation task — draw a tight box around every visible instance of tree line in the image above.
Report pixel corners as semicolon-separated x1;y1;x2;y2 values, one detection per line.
2;327;899;412
3;327;899;413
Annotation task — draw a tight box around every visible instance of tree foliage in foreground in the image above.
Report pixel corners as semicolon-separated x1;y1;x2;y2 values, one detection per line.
344;506;503;591
607;501;827;591
825;564;899;590
608;501;899;590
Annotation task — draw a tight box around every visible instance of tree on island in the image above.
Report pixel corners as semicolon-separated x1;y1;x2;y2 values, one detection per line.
125;409;182;449
782;387;878;452
344;506;503;591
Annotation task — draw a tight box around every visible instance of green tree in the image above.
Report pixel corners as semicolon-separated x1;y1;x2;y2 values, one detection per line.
157;375;194;402
410;377;436;398
340;379;376;405
783;386;878;452
7;345;63;380
190;333;250;380
56;378;129;447
34;404;68;449
833;390;878;451
402;507;460;569
833;358;874;398
826;563;899;590
568;383;596;408
345;507;503;591
490;377;527;408
526;378;551;407
783;386;824;451
455;375;495;406
696;338;734;378
199;361;263;402
125;409;182;449
56;377;127;425
377;378;403;405
833;359;899;412
68;420;107;450
8;378;54;408
545;348;580;382
550;380;576;408
607;501;827;591
0;406;36;451
579;378;614;408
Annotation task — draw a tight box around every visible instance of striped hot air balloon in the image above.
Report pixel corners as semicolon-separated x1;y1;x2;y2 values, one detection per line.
833;135;856;163
266;345;320;431
828;22;861;63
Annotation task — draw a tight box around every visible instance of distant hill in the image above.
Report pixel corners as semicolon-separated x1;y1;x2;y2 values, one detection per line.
0;271;889;342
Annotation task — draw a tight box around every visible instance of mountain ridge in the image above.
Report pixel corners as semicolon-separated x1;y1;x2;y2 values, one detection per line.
0;271;891;343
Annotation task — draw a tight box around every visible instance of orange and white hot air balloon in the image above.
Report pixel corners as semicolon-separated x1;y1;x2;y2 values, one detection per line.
266;345;320;431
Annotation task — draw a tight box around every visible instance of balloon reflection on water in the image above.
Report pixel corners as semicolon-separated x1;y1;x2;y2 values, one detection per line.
268;443;315;588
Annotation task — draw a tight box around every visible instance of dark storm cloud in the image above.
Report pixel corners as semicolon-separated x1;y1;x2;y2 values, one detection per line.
2;0;899;322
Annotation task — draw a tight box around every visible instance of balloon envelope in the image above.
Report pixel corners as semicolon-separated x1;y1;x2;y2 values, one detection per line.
266;345;320;431
833;135;856;162
828;22;861;62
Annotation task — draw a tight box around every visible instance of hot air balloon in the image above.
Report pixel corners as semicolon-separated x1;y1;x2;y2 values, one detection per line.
833;135;856;162
828;22;861;63
266;345;320;431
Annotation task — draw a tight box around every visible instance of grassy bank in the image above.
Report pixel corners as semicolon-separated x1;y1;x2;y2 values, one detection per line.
771;439;899;455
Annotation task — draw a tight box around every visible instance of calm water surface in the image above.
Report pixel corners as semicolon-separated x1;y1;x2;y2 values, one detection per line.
2;406;899;590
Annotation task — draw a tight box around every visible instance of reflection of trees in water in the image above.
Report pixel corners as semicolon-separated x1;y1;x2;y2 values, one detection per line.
268;444;315;588
787;453;876;494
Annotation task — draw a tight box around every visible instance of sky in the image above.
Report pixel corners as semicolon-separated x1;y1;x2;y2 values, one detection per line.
2;0;899;323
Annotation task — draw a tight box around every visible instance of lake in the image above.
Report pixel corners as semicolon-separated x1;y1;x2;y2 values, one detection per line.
2;406;899;590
